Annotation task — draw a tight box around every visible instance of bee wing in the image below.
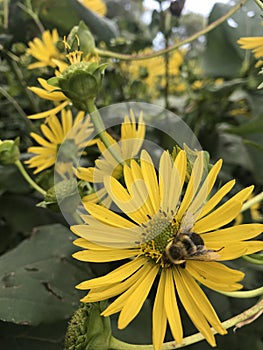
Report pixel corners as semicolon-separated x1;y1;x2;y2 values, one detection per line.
187;251;220;261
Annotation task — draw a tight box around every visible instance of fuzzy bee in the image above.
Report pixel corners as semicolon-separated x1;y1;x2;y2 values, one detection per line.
164;231;222;266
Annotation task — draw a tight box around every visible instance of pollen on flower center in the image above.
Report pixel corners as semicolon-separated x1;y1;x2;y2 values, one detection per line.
139;210;178;267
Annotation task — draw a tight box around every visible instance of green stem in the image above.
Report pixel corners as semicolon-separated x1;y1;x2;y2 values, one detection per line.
5;51;39;116
216;286;263;298
241;191;263;212
254;0;263;11
86;100;124;165
96;0;248;61
109;298;263;349
242;254;263;265
0;87;33;132
18;0;45;33
3;0;8;29
15;160;46;196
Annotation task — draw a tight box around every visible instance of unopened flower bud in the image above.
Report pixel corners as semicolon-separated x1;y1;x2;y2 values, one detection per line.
38;178;80;213
48;61;107;111
64;302;111;350
0;138;20;165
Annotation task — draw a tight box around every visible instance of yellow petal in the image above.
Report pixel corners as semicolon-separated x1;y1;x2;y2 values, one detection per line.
104;175;149;224
196;180;235;220
102;263;156;317
72;217;141;248
211;241;263;261
203;224;263;243
118;263;158;329
187;159;222;217
73;247;138;262
186;261;244;292
164;269;183;343
177;152;204;220
159;151;173;212
76;257;146;289
173;268;216;346
178;268;226;335
140;150;160;213
73;238;110;250
194;200;242;233
127;160;155;216
153;269;167;350
168;150;187;212
27;101;69;119
83;202;135;228
82;268;140;302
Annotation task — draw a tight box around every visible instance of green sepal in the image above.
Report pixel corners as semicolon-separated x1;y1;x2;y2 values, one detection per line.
64;301;112;350
67;21;96;57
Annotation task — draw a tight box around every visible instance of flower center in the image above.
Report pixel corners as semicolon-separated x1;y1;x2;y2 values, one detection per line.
139;210;179;267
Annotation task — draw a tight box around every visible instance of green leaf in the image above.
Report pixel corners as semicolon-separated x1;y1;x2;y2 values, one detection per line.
202;2;263;77
0;224;93;325
0;320;66;350
37;0;119;42
227;115;263;135
68;0;120;43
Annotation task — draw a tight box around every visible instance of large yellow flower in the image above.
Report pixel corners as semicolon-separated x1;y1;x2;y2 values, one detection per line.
71;150;263;350
25;109;95;174
76;110;145;207
27;29;65;69
80;0;107;16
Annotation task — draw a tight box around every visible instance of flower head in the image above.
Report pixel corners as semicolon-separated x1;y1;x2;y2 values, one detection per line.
76;110;145;207
71;150;263;350
123;48;185;97
25;109;95;174
27;29;65;70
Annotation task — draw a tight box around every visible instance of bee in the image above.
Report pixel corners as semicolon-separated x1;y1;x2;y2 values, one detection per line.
162;212;223;267
164;231;222;267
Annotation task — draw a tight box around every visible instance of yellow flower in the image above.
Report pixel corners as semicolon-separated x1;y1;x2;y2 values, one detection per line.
79;0;107;16
237;31;263;60
27;29;65;69
25;109;95;174
27;78;70;119
71;150;263;350
123;48;185;97
76;110;145;207
235;194;263;225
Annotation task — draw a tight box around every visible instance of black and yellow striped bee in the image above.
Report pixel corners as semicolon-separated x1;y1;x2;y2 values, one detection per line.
164;231;221;266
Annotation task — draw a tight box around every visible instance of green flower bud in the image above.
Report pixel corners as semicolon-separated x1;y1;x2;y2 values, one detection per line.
67;21;96;58
48;62;107;111
64;302;112;350
0;138;20;165
37;178;80;213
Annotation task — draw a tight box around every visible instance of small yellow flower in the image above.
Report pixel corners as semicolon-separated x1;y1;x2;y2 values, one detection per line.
79;0;107;16
28;34;101;119
123;48;185;97
76;110;145;207
25;109;95;174
27;29;65;69
72;150;263;350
